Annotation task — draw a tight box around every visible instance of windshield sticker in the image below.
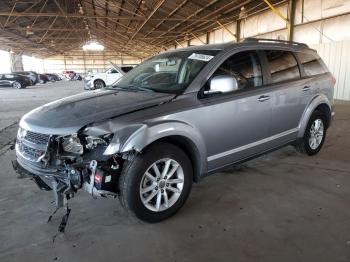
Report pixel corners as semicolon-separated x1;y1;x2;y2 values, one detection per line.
188;53;214;62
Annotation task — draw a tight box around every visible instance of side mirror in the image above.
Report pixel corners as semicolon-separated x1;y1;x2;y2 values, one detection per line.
205;75;238;95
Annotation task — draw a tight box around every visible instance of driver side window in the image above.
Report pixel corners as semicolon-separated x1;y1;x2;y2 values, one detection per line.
212;51;263;92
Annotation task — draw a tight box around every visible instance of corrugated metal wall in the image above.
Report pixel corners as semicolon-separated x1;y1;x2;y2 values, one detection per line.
173;0;350;101
312;41;350;100
44;52;141;74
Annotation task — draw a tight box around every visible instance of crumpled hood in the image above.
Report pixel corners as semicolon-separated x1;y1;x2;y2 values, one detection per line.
20;89;175;135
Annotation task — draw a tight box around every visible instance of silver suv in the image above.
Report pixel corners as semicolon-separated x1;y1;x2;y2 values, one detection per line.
14;38;335;223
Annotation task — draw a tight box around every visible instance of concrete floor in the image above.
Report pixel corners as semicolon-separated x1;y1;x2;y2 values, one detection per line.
0;81;350;262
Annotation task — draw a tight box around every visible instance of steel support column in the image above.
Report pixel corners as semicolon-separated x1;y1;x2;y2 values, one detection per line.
287;0;296;41
236;20;241;42
10;52;24;72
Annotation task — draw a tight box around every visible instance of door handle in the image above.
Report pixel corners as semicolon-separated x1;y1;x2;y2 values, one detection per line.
302;86;311;91
258;95;270;102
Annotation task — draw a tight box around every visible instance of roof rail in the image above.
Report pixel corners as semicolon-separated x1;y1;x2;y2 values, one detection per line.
243;37;308;48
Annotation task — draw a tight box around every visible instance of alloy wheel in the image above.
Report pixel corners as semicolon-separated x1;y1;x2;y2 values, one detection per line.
13;82;21;89
309;119;324;150
139;158;184;212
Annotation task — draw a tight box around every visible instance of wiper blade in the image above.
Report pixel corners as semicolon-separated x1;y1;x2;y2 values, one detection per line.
111;84;154;92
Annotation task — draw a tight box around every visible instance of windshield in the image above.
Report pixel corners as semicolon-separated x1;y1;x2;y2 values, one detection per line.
110;50;219;94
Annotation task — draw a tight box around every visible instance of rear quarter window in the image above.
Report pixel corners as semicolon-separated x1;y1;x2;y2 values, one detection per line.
265;50;300;84
296;52;329;76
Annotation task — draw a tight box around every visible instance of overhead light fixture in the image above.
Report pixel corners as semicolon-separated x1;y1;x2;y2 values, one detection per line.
82;41;105;51
140;0;148;11
78;3;84;15
239;6;248;20
26;25;34;35
9;49;14;54
50;40;55;47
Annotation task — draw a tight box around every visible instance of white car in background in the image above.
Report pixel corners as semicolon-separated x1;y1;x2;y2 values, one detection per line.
84;63;135;90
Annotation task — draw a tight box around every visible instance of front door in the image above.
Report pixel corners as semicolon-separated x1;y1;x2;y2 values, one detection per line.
195;50;272;171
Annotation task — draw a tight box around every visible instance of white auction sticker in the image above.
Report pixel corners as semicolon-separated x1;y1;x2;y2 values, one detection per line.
188;53;214;62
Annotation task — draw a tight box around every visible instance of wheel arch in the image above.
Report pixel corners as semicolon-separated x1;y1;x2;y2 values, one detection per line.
143;135;203;182
93;78;106;86
114;122;208;182
298;94;332;138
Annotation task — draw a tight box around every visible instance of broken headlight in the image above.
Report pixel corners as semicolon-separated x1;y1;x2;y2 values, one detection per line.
62;134;83;154
85;135;108;150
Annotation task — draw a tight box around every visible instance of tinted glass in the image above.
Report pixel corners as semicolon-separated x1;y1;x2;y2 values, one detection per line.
296;52;328;76
5;74;14;78
213;51;263;90
265;50;300;83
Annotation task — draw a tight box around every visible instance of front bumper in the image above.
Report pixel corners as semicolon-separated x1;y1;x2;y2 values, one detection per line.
84;79;94;90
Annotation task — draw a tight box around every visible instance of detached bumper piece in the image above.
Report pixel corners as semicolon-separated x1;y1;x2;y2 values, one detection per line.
12;159;72;233
12;160;51;191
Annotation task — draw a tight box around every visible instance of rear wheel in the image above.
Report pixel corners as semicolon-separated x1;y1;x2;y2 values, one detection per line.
94;80;105;89
12;81;22;89
296;110;327;155
119;142;193;222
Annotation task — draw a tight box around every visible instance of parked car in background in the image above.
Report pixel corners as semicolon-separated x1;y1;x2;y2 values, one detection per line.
44;73;59;82
84;62;126;90
14;71;39;85
62;70;76;79
56;73;64;80
38;74;49;84
13;39;335;223
120;65;136;73
62;70;82;81
0;73;32;88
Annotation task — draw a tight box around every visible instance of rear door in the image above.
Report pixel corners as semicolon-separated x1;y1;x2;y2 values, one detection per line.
295;51;332;101
262;50;309;146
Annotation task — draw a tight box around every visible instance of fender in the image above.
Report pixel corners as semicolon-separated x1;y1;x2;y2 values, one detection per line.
102;120;208;177
297;94;332;138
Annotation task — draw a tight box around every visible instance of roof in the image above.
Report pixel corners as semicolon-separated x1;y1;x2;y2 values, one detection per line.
0;0;282;58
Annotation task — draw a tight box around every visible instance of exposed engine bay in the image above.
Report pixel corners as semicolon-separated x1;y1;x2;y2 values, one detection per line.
13;127;131;231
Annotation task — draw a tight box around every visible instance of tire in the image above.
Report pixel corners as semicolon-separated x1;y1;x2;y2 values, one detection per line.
119;142;193;223
12;81;22;89
296;110;327;155
94;79;105;89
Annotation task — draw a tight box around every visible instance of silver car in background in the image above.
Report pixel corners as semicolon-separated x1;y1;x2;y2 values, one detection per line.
13;38;335;223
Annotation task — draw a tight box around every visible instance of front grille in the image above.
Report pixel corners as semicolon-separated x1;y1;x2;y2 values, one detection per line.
22;144;45;159
16;128;50;162
24;130;50;145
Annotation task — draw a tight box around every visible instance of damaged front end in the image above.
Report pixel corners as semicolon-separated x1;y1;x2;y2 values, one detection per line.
13;126;127;212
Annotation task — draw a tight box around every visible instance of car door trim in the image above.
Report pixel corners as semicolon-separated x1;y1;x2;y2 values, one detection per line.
207;127;299;162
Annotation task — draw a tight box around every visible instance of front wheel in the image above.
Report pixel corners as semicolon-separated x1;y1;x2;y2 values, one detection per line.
296;110;327;155
12;81;22;89
94;80;105;89
119;142;193;222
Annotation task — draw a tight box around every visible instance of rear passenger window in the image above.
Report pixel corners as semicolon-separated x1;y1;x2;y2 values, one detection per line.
296;52;328;76
265;50;300;84
213;51;263;89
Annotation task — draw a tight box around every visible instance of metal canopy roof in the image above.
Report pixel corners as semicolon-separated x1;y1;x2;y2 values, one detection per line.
0;0;282;58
